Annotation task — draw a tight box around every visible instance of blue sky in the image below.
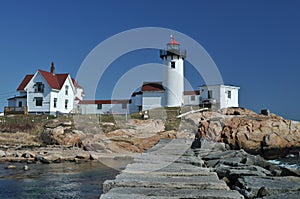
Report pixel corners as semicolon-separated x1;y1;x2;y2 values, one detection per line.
0;0;299;121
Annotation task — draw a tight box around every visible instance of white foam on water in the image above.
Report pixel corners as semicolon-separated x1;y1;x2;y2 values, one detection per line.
268;159;300;170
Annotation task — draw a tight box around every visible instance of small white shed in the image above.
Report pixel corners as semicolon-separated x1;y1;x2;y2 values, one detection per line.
199;84;240;109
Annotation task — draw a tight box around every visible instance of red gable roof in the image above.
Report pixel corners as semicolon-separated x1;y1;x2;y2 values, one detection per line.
17;69;80;91
17;74;34;91
38;70;69;90
141;82;165;92
183;90;200;95
79;99;130;104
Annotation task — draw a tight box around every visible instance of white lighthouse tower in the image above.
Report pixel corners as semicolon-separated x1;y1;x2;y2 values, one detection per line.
160;35;186;107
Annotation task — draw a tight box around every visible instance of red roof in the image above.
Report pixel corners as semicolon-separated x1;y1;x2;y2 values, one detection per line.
168;35;180;45
17;74;34;91
38;70;69;90
17;69;82;91
183;90;200;95
131;91;143;97
141;82;165;92
79;99;130;104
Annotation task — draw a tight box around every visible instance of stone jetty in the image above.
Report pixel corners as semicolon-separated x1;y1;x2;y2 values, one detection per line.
100;138;243;199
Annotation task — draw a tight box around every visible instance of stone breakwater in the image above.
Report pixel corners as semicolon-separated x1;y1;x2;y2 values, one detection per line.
101;138;300;199
101;138;244;199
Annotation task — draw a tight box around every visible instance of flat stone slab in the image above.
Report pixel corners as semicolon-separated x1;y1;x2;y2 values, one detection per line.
115;172;221;182
103;176;229;193
146;139;192;153
134;154;183;162
134;153;204;166
124;162;209;173
100;187;243;199
237;176;300;196
123;166;215;177
264;191;300;199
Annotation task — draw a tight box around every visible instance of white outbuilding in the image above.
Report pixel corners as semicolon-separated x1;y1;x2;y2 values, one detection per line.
199;84;240;110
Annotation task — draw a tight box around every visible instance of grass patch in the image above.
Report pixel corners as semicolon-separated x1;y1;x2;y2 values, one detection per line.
130;112;143;119
0;115;55;134
165;118;181;131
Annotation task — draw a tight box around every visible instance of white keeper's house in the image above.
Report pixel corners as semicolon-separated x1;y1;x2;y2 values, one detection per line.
6;62;84;115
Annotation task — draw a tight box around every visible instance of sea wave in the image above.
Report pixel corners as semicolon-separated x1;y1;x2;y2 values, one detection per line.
268;156;300;170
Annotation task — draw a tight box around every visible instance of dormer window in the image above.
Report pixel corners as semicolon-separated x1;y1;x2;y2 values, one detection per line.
65;85;69;95
34;82;44;93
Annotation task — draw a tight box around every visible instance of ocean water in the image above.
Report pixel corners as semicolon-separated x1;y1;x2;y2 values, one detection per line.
0;161;120;199
268;153;300;170
1;155;299;199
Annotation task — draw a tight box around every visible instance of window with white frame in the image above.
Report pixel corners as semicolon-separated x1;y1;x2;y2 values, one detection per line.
97;104;102;109
34;82;44;93
54;98;57;108
190;96;195;101
65;99;68;109
227;90;231;99
65;85;69;95
35;97;43;106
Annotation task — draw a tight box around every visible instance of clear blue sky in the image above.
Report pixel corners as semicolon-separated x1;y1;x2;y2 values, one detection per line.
0;0;299;121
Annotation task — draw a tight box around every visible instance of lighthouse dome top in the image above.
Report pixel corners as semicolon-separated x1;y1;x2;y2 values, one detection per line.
160;35;186;59
167;35;180;45
167;35;181;51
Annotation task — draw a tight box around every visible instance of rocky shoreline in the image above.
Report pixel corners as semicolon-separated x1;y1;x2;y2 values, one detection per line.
1;107;300;198
0;116;180;165
1;107;299;165
184;107;300;159
0;145;100;164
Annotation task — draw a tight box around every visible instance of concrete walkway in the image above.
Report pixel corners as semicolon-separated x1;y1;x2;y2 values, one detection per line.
100;138;243;199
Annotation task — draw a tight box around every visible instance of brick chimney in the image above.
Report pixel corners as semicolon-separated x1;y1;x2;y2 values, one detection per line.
50;62;55;75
